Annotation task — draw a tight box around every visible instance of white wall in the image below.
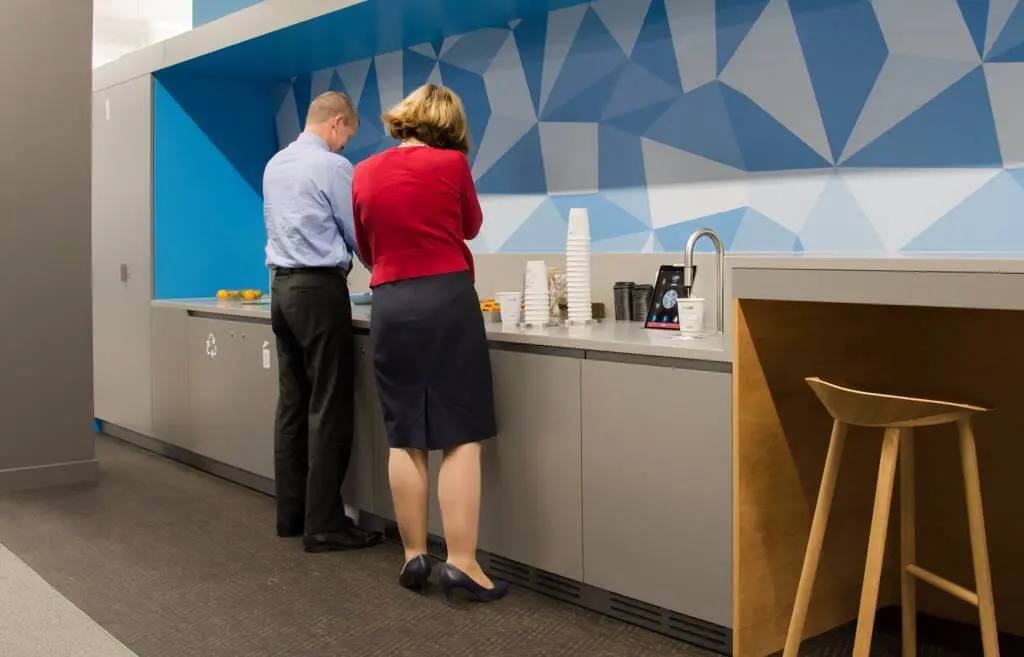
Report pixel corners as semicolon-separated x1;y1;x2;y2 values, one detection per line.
93;0;191;68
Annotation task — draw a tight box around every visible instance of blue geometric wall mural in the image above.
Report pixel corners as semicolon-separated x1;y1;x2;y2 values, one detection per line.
273;0;1024;255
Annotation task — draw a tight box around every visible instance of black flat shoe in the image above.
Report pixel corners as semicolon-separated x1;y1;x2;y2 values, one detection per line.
303;529;382;553
398;555;432;592
439;563;509;603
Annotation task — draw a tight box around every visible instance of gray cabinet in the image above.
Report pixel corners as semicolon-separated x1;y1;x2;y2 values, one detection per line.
348;335;379;515
149;311;378;511
186;316;277;479
92;75;153;435
151;306;190;449
581;360;732;627
362;338;394;521
425;348;584;580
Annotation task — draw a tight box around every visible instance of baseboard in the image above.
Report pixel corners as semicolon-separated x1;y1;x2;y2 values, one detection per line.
0;459;98;493
360;513;733;656
99;423;359;521
100;422;276;496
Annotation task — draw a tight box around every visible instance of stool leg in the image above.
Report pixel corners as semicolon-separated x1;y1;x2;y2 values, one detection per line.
853;427;901;657
900;428;916;657
783;420;848;657
958;418;1000;657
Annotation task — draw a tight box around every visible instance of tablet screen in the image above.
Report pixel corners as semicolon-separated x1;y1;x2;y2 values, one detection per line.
645;265;695;330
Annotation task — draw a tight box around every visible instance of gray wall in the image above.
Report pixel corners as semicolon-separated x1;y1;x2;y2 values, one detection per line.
0;2;97;490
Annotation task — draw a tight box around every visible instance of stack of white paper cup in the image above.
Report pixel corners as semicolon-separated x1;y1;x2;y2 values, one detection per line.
565;208;592;323
523;260;550;325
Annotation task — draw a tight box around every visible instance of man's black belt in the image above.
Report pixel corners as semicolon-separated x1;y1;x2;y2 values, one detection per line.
272;266;348;277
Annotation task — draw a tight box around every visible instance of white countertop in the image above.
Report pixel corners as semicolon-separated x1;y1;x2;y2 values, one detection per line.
727;252;1024;311
729;252;1024;273
152;299;729;363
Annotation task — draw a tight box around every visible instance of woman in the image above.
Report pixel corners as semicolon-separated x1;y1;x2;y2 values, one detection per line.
352;84;506;603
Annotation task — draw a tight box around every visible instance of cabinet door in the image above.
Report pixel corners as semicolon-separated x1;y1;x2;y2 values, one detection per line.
359;339;394;521
151;306;190;449
230;321;278;479
186;316;275;478
348;336;378;514
425;348;584;580
92;76;153;436
582;360;732;627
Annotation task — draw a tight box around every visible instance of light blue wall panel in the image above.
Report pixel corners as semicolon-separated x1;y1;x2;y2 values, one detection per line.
153;72;278;299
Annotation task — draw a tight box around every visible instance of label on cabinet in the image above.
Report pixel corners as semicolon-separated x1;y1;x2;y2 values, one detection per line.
105;98;111;121
206;333;217;359
262;341;271;369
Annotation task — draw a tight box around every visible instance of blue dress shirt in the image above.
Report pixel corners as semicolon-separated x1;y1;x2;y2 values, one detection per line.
263;133;360;270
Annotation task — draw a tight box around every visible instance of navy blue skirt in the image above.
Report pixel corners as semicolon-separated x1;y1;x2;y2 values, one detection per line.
370;271;497;451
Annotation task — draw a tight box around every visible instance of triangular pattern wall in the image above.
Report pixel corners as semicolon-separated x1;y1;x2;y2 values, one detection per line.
275;0;1024;255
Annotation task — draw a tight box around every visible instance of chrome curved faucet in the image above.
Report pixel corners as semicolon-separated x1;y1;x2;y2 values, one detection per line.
682;228;724;335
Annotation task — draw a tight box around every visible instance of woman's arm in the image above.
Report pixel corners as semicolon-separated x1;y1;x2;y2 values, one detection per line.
351;174;373;267
459;155;483;241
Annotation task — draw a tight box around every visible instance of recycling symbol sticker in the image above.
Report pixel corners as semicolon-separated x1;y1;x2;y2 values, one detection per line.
206;333;218;359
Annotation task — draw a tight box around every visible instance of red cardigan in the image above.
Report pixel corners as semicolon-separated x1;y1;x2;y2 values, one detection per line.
352;146;483;287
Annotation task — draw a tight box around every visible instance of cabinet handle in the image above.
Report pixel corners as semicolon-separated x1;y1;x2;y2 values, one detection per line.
360;347;367;354
120;263;129;283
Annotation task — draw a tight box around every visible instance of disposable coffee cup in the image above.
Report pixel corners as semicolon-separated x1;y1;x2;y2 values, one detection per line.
524;260;547;292
678;298;705;334
567;208;590;240
496;292;522;325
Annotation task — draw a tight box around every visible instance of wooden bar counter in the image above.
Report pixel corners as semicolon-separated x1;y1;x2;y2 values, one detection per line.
729;256;1024;656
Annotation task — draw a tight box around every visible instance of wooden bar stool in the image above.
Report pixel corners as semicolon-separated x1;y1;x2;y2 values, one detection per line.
782;377;999;657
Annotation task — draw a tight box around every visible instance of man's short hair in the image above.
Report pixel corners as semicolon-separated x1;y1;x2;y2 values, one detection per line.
306;91;358;126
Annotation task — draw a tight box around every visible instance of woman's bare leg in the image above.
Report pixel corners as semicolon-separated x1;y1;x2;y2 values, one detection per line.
438;442;493;587
389;447;429;562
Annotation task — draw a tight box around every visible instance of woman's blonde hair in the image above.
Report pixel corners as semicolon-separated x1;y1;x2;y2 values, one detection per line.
382;84;471;153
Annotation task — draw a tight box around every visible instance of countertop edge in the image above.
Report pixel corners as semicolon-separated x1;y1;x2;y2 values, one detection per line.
152;300;732;364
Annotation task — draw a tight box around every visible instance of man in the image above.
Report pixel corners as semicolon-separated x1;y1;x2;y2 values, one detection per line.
263;91;380;553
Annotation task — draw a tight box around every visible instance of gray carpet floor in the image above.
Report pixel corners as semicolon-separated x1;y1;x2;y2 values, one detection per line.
0;543;136;657
0;437;713;657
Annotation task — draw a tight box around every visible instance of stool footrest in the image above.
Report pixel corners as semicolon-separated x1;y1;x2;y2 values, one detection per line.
906;564;979;606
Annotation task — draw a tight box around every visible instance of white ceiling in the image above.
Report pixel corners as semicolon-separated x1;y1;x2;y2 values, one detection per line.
94;0;192;68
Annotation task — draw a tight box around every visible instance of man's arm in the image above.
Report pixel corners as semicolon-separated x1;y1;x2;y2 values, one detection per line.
328;158;370;271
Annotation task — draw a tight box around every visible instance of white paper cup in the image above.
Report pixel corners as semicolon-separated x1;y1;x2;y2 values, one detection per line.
496;292;522;324
678;298;706;334
567;208;590;240
524;260;548;291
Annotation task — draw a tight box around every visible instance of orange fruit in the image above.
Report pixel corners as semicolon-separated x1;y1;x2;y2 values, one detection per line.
216;290;230;300
242;290;257;301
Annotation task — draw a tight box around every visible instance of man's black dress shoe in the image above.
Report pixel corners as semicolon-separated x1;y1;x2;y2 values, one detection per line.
303;528;382;553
